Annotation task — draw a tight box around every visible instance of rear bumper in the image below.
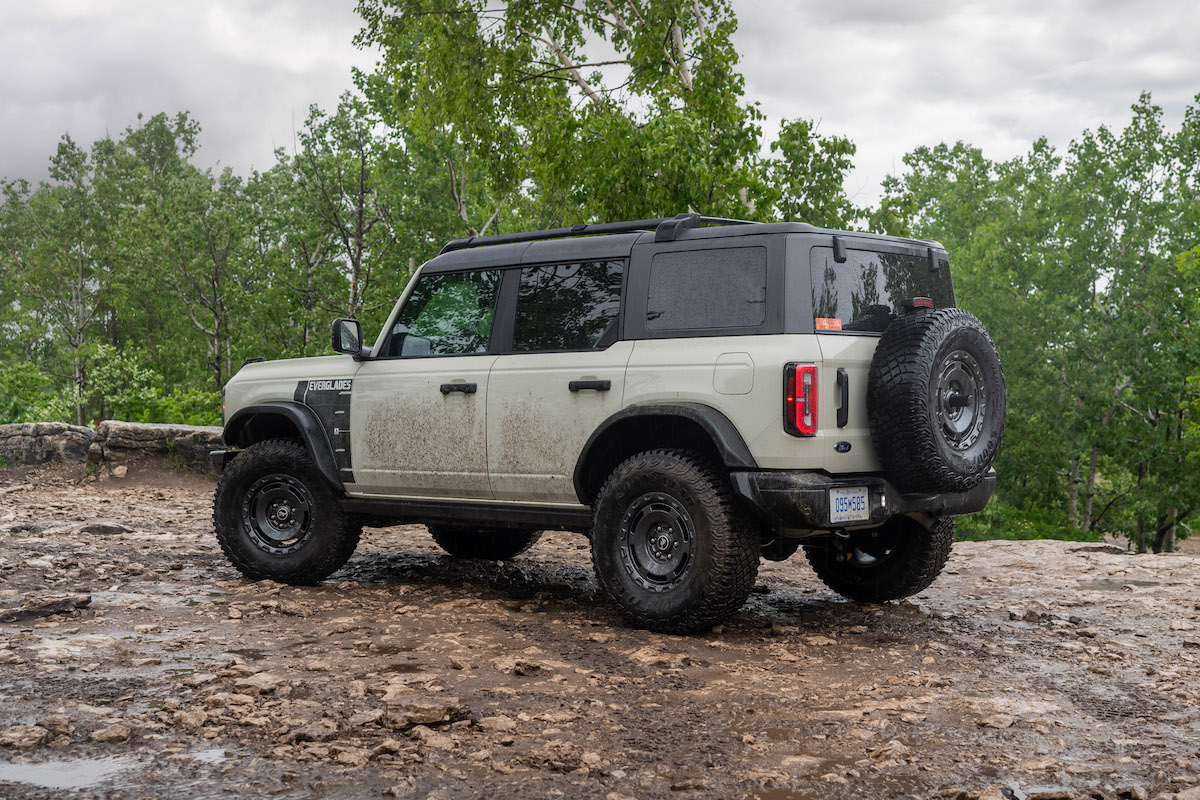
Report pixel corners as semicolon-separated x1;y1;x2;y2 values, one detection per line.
729;469;995;534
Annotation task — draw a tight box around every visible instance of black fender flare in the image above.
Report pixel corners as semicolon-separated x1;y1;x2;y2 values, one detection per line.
572;403;758;502
222;403;343;490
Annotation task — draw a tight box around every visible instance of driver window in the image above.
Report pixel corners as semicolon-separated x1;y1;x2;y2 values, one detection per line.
385;269;503;357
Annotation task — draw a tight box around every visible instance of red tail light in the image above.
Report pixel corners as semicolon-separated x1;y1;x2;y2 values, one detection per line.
784;363;818;437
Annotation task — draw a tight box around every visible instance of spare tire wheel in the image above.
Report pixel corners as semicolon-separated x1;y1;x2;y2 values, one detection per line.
867;307;1005;493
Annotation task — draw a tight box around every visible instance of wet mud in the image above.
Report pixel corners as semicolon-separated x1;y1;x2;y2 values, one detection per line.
1;462;1199;799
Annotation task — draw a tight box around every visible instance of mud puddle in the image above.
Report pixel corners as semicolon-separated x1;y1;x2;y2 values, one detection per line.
0;756;134;790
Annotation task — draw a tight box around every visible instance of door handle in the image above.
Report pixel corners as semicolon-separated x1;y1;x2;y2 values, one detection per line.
440;382;477;394
569;379;611;392
836;368;848;428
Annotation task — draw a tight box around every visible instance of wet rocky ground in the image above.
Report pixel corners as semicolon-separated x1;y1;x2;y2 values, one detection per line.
1;461;1199;800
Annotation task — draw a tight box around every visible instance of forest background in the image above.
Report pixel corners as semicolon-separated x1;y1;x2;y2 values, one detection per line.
1;0;1197;551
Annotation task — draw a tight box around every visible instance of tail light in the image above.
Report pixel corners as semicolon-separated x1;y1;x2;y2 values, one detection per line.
784;363;818;436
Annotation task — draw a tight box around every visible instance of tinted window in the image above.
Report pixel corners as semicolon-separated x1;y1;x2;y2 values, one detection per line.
384;269;503;357
513;260;624;351
810;248;955;333
647;247;767;330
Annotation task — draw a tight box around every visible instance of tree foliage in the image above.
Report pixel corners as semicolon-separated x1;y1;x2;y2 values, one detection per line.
878;93;1200;550
354;0;858;227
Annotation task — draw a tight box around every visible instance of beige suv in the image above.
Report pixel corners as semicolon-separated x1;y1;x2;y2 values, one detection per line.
213;214;1004;633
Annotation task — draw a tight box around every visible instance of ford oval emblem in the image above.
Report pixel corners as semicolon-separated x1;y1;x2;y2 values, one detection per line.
835;441;852;454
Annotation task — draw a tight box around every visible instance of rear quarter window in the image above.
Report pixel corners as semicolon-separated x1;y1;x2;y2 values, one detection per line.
647;247;767;331
810;247;954;333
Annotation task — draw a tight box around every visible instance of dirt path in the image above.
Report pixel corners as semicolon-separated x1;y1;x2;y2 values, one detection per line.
1;463;1199;799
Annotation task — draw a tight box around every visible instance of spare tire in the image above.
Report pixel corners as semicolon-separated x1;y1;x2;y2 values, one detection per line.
868;307;1005;493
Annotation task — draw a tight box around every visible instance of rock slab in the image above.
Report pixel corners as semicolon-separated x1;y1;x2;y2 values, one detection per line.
89;420;223;471
0;422;96;465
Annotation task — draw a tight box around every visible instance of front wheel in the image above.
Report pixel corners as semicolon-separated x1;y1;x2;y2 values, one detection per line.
804;516;953;603
591;450;759;634
213;440;361;584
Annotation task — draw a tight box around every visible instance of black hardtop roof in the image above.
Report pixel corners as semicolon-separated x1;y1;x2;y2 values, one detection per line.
421;214;944;275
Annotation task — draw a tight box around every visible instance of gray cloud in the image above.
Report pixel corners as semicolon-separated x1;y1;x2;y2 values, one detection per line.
734;0;1200;206
0;0;375;184
2;0;1196;213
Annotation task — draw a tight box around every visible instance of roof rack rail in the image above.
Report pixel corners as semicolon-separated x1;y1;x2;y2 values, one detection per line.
438;212;753;254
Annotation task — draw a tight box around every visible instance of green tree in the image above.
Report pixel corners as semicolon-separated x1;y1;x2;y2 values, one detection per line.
877;93;1200;548
116;113;251;391
0;135;121;424
354;0;857;229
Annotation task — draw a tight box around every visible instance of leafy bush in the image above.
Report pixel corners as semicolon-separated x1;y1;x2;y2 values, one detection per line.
0;362;56;423
955;496;1102;542
87;345;221;426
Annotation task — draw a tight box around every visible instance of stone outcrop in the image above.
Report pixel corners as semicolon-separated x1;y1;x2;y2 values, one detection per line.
88;420;224;471
0;422;97;465
0;419;225;471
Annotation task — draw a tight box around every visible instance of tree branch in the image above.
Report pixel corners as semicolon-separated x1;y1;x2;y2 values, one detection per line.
671;22;693;91
520;27;605;108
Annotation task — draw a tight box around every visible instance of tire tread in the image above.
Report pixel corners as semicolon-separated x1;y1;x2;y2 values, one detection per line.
591;449;759;634
212;439;361;585
804;517;954;603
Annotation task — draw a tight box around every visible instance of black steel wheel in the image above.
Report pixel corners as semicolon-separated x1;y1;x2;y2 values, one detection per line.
804;516;953;603
240;473;315;555
213;440;361;584
619;491;696;591
428;526;542;560
936;348;989;453
591;449;759;634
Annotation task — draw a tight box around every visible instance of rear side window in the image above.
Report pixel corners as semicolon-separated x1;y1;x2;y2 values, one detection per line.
647;247;767;331
810;248;955;333
512;260;624;351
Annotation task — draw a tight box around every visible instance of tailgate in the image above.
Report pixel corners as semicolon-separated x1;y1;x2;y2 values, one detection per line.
817;334;882;473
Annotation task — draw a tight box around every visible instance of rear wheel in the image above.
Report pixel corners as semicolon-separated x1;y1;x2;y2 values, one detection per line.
804;516;953;603
591;449;759;634
213;440;361;584
428;526;542;560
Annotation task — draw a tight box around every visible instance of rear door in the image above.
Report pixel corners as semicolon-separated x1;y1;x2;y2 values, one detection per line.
350;268;503;499
487;259;630;504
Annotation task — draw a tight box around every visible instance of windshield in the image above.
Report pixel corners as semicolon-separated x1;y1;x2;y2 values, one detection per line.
810;246;954;333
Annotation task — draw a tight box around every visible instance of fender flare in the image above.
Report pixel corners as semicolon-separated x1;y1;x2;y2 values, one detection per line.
223;403;343;490
572;403;758;502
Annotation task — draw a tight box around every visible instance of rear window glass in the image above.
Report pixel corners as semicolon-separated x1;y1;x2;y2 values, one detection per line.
810;248;954;333
647;247;767;331
513;260;624;351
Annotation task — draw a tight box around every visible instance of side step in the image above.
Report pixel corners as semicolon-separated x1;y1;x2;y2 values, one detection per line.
342;497;594;533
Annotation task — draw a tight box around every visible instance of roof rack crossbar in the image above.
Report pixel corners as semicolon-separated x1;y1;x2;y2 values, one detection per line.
438;213;753;254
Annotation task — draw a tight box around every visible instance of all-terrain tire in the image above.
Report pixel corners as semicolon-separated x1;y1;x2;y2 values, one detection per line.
428;526;542;560
213;439;361;584
868;307;1005;493
804;516;953;603
591;449;760;634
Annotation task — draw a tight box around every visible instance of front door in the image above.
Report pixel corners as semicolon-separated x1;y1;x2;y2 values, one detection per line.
349;267;503;499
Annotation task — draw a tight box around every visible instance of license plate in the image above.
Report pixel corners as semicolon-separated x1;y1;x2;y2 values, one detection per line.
829;487;870;524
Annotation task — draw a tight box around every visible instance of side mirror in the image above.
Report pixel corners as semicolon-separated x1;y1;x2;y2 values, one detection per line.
331;318;365;358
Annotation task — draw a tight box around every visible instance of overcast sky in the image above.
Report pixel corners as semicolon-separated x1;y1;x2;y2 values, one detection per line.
2;0;1198;209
